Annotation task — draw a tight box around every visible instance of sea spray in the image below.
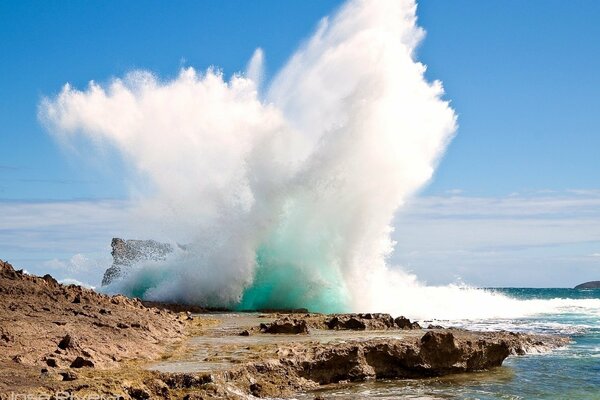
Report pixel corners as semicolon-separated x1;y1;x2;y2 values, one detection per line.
40;0;465;315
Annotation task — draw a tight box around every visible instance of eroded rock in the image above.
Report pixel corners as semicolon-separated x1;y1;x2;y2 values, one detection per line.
395;316;421;330
260;317;309;334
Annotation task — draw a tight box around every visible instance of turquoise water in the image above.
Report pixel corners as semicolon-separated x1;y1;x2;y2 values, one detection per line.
305;288;600;400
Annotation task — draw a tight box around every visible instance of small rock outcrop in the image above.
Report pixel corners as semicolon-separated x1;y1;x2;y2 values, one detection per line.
102;238;174;286
395;316;421;330
260;317;309;334
326;313;396;330
574;281;600;289
281;331;511;384
262;313;419;332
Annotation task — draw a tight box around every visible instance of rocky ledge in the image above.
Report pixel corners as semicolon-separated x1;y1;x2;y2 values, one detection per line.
0;259;570;399
255;313;422;334
0;259;194;394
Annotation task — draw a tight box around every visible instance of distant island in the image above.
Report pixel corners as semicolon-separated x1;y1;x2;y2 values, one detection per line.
574;281;600;289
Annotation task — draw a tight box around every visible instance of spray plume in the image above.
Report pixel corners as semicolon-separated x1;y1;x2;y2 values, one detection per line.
42;0;585;320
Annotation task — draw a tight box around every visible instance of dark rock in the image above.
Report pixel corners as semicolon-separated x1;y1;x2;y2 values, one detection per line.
239;330;251;336
70;356;94;368
59;371;78;381
42;274;58;285
260;317;309;334
427;324;444;329
162;373;213;389
326;315;366;330
394;316;421;330
102;238;176;286
58;334;73;350
0;327;13;343
257;308;310;314
127;387;151;400
249;382;263;397
324;313;395;330
45;358;58;367
574;281;600;289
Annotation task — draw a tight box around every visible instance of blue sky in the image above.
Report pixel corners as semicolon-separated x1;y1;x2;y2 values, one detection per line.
1;1;599;287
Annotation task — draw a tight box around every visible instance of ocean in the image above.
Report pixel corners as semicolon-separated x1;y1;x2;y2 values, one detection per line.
303;288;600;399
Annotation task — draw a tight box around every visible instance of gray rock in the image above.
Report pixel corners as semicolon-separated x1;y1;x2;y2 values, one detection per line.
101;238;174;286
574;281;600;289
260;317;310;334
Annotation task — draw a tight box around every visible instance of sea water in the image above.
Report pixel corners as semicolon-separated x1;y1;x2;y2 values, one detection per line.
302;288;600;400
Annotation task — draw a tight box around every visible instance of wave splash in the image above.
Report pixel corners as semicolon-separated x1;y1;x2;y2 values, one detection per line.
37;0;582;321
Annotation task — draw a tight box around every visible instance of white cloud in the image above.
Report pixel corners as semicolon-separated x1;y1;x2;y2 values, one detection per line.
43;253;105;273
392;191;600;287
0;199;129;285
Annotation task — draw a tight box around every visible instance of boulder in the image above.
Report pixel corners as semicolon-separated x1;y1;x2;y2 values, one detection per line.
289;332;513;384
70;356;94;368
394;316;421;330
57;334;74;350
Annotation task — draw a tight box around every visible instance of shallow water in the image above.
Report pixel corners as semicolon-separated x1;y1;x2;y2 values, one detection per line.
299;288;600;399
150;289;600;399
149;313;423;373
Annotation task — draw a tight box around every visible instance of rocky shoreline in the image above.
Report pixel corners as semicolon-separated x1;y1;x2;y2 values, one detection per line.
0;259;570;399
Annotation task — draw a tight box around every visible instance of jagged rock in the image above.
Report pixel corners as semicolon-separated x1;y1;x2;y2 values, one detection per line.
324;313;395;330
266;313;400;331
58;334;74;350
59;371;78;381
161;372;213;389
0;327;13;343
0;258;187;376
284;331;514;384
326;315;366;330
394;316;421;330
45;357;58;367
127;387;151;400
70;356;94;368
260;317;309;334
101;238;175;286
42;274;58;285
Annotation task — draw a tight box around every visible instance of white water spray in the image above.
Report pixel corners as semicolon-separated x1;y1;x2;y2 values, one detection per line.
39;0;597;320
